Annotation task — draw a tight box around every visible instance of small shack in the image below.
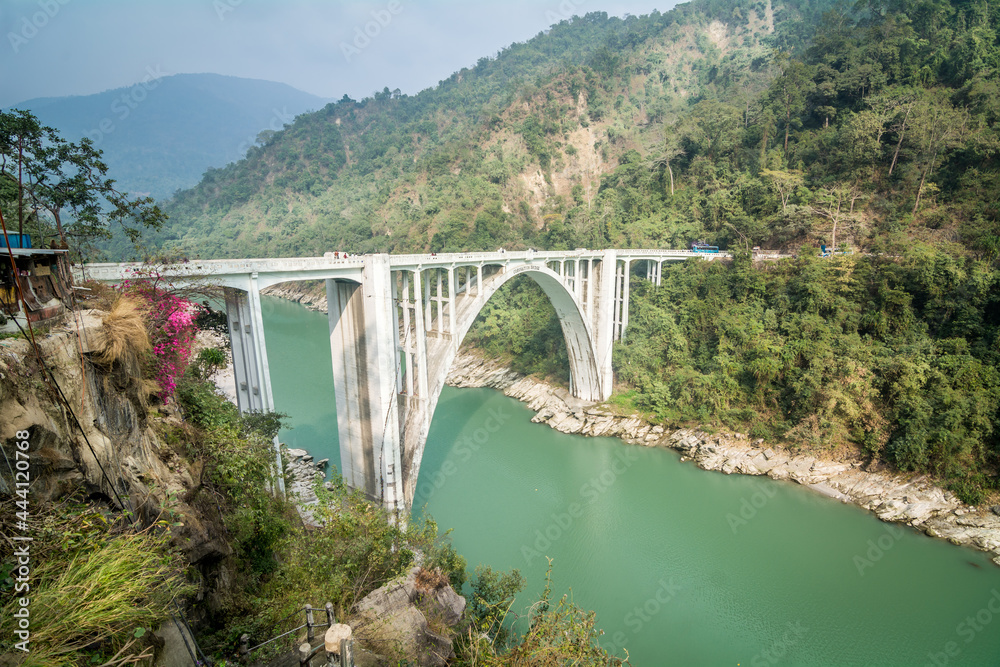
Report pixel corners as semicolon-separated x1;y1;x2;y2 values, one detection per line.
0;234;74;332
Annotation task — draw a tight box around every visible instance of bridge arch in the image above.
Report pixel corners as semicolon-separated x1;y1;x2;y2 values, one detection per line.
397;263;603;507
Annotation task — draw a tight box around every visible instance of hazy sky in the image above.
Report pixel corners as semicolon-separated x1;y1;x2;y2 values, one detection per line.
1;0;677;107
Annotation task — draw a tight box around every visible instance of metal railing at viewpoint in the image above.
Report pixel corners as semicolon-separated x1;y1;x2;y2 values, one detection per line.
238;603;353;667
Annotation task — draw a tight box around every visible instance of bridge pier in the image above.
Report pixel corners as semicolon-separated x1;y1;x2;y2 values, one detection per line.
592;250;618;402
224;282;285;494
325;256;406;517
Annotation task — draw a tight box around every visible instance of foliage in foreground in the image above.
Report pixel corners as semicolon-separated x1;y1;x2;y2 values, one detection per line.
0;499;193;666
173;369;468;662
456;564;629;666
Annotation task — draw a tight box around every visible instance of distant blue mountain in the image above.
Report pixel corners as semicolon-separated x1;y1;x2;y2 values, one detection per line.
7;73;331;200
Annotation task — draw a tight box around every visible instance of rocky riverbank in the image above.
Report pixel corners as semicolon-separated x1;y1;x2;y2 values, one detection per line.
445;351;1000;566
261;282;329;313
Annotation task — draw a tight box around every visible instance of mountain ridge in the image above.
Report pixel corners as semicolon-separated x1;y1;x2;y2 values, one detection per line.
6;73;331;201
143;1;837;260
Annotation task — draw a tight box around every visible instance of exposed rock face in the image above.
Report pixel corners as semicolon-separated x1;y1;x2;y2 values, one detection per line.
0;310;229;567
349;566;466;666
446;350;1000;567
284;448;326;527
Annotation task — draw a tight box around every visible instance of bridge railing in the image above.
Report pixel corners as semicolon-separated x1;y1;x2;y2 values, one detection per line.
79;248;758;284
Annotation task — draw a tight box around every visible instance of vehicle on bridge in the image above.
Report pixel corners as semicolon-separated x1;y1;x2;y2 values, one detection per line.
690;241;720;253
820;244;854;257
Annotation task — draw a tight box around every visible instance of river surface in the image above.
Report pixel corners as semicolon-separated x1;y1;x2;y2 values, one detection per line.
261;296;1000;666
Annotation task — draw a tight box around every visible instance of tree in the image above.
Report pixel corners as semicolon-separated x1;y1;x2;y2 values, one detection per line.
850;88;916;180
0;109;165;252
679;99;741;162
650;134;686;196
904;89;970;215
761;168;805;212
811;183;865;251
769;57;814;155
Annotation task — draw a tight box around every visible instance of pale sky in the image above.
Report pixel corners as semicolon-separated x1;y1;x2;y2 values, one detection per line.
1;0;677;107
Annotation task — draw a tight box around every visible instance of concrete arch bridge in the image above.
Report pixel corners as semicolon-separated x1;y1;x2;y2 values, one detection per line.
80;248;728;514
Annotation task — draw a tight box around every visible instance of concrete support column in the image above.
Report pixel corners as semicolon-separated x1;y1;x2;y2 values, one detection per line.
412;269;429;401
225;286;264;414
612;261;623;341
426;271;434;332
224;281;284;494
436;270;444;333
447;267;456;339
476;265;483;297
574;259;583;302
389;271;406;394
396;272;412;396
326;255;405;516
587;259;595;319
621;259;631;342
592;250;618;400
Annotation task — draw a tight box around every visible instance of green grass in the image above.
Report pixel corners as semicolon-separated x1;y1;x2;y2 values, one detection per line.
0;501;194;666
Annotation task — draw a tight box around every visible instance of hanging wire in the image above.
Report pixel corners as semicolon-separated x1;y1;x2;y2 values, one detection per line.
0;214;216;662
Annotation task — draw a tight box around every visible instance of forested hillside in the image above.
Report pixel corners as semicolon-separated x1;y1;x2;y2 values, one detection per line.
144;0;999;501
135;0;836;258
139;0;998;262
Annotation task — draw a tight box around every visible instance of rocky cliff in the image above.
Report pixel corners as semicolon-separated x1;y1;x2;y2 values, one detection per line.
0;311;231;575
445;351;1000;566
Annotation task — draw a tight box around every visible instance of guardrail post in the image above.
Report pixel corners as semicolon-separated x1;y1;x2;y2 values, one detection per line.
299;642;311;666
340;639;354;667
325;602;335;627
239;633;249;663
306;604;314;642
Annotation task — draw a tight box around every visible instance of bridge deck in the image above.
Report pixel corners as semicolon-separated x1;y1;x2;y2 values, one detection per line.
77;248;732;286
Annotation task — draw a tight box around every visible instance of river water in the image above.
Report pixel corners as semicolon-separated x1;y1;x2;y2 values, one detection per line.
261;296;1000;666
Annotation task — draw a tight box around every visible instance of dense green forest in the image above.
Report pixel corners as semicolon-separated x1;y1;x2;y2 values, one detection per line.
137;0;998;499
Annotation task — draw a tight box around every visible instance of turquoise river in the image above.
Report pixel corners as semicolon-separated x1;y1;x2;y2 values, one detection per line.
259;296;1000;666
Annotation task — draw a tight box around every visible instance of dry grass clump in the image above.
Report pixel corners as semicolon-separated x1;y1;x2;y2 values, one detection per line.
94;296;159;411
77;280;118;311
415;566;450;592
97;297;151;368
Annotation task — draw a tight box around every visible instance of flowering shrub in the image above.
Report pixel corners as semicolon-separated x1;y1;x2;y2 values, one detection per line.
118;271;204;401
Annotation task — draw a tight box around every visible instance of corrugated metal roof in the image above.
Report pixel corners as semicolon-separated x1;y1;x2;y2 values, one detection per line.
2;248;70;257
